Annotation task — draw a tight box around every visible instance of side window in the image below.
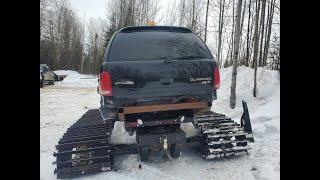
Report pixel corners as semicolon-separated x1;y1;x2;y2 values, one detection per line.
103;48;109;62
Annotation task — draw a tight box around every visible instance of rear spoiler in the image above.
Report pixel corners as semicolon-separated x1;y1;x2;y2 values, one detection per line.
119;26;193;33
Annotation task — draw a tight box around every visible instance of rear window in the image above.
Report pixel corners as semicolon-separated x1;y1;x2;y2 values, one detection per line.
107;31;212;62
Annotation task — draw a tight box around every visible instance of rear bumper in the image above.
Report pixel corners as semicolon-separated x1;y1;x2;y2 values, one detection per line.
111;83;216;107
110;91;216;107
118;101;211;121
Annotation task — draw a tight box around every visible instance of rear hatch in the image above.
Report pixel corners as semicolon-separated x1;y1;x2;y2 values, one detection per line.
100;28;219;103
103;59;216;98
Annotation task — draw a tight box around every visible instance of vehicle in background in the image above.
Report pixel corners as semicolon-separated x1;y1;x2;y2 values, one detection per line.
40;64;55;86
54;74;68;81
40;72;43;88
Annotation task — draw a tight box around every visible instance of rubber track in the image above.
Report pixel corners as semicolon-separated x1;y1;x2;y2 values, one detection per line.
54;109;114;179
194;111;253;160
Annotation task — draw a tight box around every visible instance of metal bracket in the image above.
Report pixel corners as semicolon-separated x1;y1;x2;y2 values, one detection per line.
240;101;254;142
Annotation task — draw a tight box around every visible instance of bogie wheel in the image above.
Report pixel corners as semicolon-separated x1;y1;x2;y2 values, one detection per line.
170;144;182;158
139;147;150;162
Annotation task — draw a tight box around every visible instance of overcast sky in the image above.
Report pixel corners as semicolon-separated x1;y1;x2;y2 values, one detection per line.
69;0;171;24
69;0;107;19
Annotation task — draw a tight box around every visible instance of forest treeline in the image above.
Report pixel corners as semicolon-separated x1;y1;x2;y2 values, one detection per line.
40;0;280;75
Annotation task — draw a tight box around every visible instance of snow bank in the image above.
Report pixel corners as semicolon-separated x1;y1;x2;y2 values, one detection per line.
53;70;78;76
212;66;280;118
56;71;98;88
111;122;136;144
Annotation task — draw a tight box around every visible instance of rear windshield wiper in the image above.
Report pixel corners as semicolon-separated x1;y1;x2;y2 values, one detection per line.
163;55;205;63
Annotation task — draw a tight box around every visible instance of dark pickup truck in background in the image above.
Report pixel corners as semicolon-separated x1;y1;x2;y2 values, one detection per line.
40;64;55;87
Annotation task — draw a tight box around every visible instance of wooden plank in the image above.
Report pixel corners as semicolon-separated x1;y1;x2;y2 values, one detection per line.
121;101;208;114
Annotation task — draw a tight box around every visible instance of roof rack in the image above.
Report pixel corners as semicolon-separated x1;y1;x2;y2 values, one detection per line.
119;26;193;33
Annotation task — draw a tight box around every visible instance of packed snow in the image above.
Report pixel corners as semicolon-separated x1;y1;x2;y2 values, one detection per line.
40;66;280;180
53;70;79;76
53;70;98;88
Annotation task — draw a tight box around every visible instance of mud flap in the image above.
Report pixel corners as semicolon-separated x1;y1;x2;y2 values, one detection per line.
100;97;117;122
139;147;150;162
240;101;254;142
100;97;108;121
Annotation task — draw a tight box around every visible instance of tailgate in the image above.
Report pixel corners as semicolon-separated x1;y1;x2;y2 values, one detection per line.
102;59;216;99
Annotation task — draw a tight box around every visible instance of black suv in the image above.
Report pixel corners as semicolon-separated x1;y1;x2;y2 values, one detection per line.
98;26;220;135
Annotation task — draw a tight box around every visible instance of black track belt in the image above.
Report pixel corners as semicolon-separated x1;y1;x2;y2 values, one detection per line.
194;111;254;160
53;109;114;179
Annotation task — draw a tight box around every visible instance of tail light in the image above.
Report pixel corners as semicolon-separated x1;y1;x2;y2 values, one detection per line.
99;71;112;96
213;67;220;89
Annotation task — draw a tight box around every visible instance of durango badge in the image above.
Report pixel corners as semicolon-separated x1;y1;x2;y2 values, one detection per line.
115;80;134;85
190;77;212;84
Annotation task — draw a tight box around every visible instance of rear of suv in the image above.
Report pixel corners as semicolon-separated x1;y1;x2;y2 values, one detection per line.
98;26;220;134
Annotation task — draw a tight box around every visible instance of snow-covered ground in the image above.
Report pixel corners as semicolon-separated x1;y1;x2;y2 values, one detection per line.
40;67;280;180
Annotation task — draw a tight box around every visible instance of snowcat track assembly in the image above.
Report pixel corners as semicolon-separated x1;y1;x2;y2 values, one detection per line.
193;101;254;160
54;109;114;179
53;101;254;178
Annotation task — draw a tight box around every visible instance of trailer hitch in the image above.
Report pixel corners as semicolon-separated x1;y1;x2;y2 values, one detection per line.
240;101;254;142
160;136;172;161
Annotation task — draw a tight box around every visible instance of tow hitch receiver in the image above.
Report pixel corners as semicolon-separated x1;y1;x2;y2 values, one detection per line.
136;128;186;161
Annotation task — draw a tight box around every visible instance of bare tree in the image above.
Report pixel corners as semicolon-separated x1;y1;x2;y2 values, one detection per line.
217;0;225;68
80;12;86;74
230;0;242;109
191;0;195;30
245;0;252;66
224;35;232;68
102;0;160;55
269;35;280;70
176;0;205;38
107;0;155;29
83;18;107;74
40;0;84;72
258;0;266;67
262;0;276;66
179;0;186;26
228;0;235;66
253;0;261;97
40;0;51;39
204;0;210;43
239;0;246;65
